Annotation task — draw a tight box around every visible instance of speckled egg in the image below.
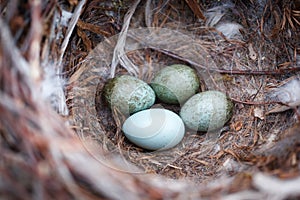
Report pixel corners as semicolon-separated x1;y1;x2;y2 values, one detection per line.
150;64;199;104
122;108;185;150
180;91;233;132
103;75;155;115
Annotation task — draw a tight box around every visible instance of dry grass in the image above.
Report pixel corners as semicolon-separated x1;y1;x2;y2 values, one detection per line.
1;0;300;199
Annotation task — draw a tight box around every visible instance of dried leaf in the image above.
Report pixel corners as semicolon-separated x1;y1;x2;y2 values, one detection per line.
254;107;264;120
231;121;243;131
267;76;300;114
248;43;257;60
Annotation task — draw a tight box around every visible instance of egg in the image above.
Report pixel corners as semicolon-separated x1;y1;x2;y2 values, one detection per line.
180;91;233;132
122;108;185;150
150;64;199;104
103;75;155;115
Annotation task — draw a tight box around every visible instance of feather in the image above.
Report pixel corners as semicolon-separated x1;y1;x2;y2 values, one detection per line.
205;3;235;27
204;3;243;40
41;65;69;116
215;22;243;39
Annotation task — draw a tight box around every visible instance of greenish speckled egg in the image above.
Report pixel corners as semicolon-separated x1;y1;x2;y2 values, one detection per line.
150;64;199;104
103;75;155;115
180;91;233;132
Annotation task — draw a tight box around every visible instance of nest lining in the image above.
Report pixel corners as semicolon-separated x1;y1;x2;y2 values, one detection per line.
70;25;299;184
1;0;300;199
67;1;300;197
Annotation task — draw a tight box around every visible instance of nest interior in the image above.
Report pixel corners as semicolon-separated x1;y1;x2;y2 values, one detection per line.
1;0;300;199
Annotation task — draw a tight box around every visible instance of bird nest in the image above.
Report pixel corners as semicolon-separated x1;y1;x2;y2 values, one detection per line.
1;0;300;199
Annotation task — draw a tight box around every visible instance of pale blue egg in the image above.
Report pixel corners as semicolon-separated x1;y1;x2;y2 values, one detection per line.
122;108;185;150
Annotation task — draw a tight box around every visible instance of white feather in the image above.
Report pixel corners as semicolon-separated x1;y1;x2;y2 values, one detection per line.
205;3;235;27
60;10;73;27
41;65;69;116
204;3;244;40
215;22;243;39
205;6;227;27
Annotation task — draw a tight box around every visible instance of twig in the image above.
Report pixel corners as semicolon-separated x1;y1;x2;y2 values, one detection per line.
143;44;300;76
230;97;280;105
127;31;300;76
184;0;206;21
